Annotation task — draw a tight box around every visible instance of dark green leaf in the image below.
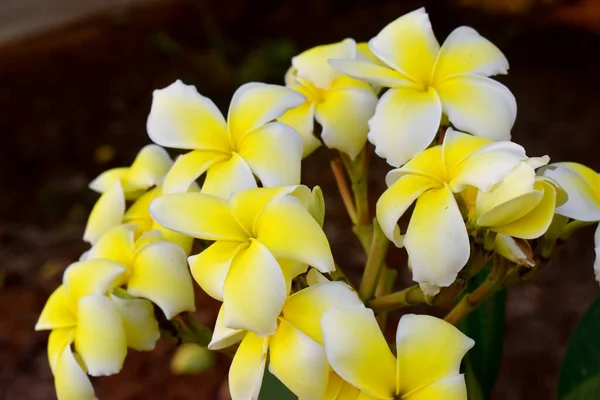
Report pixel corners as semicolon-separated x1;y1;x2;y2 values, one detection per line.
258;369;296;400
558;295;600;399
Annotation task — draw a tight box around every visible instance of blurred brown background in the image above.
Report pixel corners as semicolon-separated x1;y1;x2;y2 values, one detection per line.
0;0;599;398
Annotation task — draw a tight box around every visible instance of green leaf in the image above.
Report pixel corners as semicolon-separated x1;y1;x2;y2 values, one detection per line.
460;261;506;400
258;369;295;400
558;295;600;399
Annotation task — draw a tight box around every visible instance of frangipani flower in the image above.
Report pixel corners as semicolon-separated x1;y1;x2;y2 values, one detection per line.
150;185;335;336
376;129;527;294
35;260;160;399
280;39;378;159
330;7;516;167
147;80;305;198
209;281;363;400
89;144;173;199
321;306;474;400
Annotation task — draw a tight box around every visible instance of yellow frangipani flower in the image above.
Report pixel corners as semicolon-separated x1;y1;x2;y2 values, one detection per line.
321;306;474;400
147;80;305;198
89;144;173;200
329;7;516;167
376;129;528;294
35;260;160;400
150;185;335;336
209;281;362;400
279;39;378;159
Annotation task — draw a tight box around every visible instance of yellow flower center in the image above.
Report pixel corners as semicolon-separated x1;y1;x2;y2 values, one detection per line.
296;80;326;104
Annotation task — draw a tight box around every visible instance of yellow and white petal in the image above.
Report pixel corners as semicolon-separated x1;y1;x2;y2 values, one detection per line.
188;241;243;301
377;174;440;247
228;82;305;144
229;332;269;400
208;305;246;350
86;224;135;267
494;234;535;267
328;59;414;88
54;345;97;400
368;87;442;168
123;187;157;227
256;196;335;273
124;144;173;194
542;164;600;221
155;224;194;255
390;147;446;183
278;101;322;158
129;241;195;319
89;167;129;195
403;187;470;289
110;293;160;351
63;259;126;303
75;294;127;376
292;38;356;89
150;192;248;241
449;141;526;193
433;26;508;83
368;7;439;86
48;328;75;373
83;181;125;244
201;153;257;199
306;268;330;286
162;150;227;194
238;121;303;187
396;314;473;395
316;86;378;159
147;80;230;151
403;375;467;400
322;306;396;399
441;128;492;174
269;319;329;399
436;75;516;141
554;162;600;197
477;190;542;228
282;281;362;345
36;286;76;330
223;240;287;336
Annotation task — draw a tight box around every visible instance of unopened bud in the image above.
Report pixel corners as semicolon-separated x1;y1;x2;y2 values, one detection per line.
308;186;325;227
170;343;215;375
495;234;535;268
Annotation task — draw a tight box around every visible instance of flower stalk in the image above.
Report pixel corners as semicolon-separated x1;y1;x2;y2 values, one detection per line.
359;219;390;301
368;284;426;312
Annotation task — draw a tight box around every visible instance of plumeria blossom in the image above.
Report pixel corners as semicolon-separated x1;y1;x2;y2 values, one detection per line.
279;39;378;159
35;260;160;400
329;7;516;167
322;306;474;399
376;129;528;294
147;80;305;198
89;144;173;199
209;281;362;400
150;185;335;336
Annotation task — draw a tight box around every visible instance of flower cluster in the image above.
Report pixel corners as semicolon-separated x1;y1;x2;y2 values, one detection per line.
36;6;600;400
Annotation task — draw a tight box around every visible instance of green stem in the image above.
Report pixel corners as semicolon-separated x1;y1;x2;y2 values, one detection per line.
359;219;390;301
375;268;398;329
330;159;358;225
368;285;426;312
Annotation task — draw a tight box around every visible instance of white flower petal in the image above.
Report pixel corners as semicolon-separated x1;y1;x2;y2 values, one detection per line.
83;181;125;244
329;58;414;88
201;153;257;199
228;332;269;400
292;38;356;89
208;305;246;350
161;150;226;194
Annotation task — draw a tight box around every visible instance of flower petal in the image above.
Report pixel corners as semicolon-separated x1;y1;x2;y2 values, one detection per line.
395;314;473;394
129;241;195;319
329;58;414;88
208;305;246;350
322;306;396;399
369;7;439;85
316;86;377;159
404;187;470;289
256;196;335;273
202;153;257;199
368;87;442;168
36;286;77;330
436;75;516;141
162;150;226;194
441;128;492;174
403;375;467;400
54;345;96;400
150;192;248;241
188;241;243;301
89;167;129;195
238;121;303;187
269;319;329;399
292;38;356;89
377;174;440;247
124;144;173;192
282;281;362;345
477;190;542;228
83;181;125;244
110;293;160;351
494;234;535;267
278;100;322;158
228;82;305;144
63;259;126;303
228;332;269;400
223;240;287;336
48;328;75;373
86;224;135;268
147;80;229;151
433;26;508;82
75;294;127;376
